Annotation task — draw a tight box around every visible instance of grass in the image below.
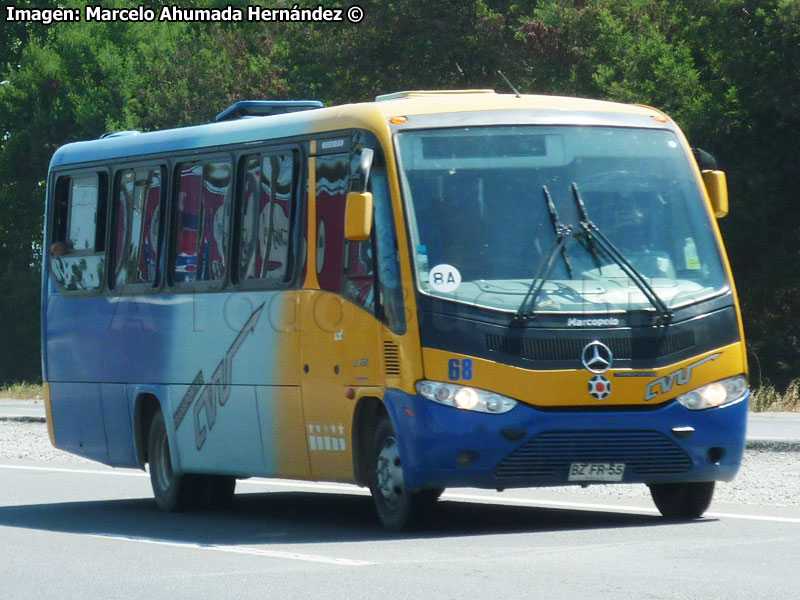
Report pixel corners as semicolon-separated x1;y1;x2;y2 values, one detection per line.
750;379;800;412
0;382;43;400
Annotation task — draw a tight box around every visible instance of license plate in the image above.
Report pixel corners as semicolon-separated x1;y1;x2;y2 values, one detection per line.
568;462;625;482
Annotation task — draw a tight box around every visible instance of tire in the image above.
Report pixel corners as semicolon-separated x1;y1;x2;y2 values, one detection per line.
369;417;436;531
648;481;715;520
148;410;199;511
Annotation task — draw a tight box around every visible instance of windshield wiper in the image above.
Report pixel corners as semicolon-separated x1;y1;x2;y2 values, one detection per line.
544;185;574;279
570;182;673;325
514;186;573;322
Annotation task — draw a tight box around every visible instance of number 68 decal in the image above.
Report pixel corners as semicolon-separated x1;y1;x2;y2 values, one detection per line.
448;358;473;381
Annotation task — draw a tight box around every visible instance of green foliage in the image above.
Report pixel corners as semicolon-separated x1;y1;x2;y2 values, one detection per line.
1;0;799;392
751;379;800;412
0;382;43;400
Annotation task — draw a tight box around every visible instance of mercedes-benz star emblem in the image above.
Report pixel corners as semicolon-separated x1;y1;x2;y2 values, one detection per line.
581;340;613;373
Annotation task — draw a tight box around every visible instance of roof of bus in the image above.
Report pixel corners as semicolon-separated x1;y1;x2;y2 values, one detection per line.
49;91;669;170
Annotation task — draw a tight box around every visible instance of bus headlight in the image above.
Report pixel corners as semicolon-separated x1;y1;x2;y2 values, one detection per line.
676;375;748;411
416;381;517;414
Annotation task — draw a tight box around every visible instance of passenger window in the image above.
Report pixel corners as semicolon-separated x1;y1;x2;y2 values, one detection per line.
50;173;107;291
315;153;349;294
238;151;295;284
371;170;405;333
68;175;100;250
343;235;375;311
113;167;163;288
173;160;232;284
316;147;401;322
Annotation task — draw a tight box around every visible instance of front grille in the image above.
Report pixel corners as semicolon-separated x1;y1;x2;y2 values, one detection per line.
494;430;692;478
485;331;695;363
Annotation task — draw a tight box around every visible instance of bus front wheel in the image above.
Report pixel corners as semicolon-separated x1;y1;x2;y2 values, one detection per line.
148;410;198;511
648;481;715;519
369;417;438;531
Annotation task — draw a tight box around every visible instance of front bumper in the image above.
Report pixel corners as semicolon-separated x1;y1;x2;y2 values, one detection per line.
382;388;749;491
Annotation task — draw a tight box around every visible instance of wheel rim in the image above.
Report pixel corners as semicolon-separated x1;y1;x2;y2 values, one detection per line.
375;436;405;509
154;429;173;492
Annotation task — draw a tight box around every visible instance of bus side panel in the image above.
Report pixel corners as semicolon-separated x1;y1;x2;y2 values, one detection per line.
170;383;265;475
164;291;309;477
48;382;109;464
99;383;136;467
257;385;312;479
45;293;177;384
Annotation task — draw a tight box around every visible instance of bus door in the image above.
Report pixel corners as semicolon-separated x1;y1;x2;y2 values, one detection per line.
300;146;385;480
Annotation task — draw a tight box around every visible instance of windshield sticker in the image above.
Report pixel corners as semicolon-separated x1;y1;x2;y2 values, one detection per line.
683;237;701;270
429;264;461;293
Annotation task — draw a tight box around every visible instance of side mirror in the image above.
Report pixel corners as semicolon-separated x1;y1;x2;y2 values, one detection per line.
702;170;729;219
345;191;374;241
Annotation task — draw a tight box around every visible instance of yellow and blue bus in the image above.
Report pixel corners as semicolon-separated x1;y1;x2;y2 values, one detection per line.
42;91;748;530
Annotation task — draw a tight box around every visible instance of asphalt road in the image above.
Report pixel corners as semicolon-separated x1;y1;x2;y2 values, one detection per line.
747;412;800;441
1;457;799;600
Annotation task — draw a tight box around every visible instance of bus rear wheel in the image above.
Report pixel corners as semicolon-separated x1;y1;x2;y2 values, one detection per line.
148;411;198;511
648;481;715;519
369;417;441;531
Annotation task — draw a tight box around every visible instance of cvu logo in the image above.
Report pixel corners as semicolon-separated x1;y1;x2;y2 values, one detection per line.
173;303;265;450
644;353;721;401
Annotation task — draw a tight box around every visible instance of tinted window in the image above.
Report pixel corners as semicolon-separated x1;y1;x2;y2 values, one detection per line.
113;167;162;288
50;173;107;291
68;175;100;251
315;153;348;294
173;160;232;284
239;151;295;284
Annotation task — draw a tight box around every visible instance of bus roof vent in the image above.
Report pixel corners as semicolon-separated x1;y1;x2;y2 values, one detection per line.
375;90;496;102
99;130;141;139
215;100;324;122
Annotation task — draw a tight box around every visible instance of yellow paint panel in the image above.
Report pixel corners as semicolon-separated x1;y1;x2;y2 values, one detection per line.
303;156;319;289
298;290;358;481
43;382;57;447
422;343;746;408
267;292;302;386
257;385;311;479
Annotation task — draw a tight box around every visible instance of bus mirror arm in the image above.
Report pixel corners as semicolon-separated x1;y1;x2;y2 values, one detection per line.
355;148;374;192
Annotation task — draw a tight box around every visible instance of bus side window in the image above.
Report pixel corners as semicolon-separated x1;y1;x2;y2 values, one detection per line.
238;151;295;285
49;172;107;292
315;146;403;327
371;170;406;334
316;150;376;313
112;167;163;289
315;153;349;294
342;230;375;312
173;159;233;285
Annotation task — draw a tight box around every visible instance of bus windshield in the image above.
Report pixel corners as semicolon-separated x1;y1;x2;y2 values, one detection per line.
397;125;730;314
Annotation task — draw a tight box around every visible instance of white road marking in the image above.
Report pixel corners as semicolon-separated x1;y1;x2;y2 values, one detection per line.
88;534;375;566
440;491;800;524
0;464;147;477
3;463;799;525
